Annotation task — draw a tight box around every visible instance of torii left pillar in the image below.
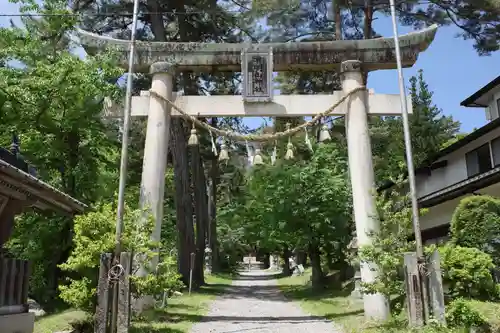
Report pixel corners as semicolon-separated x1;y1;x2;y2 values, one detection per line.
135;63;174;310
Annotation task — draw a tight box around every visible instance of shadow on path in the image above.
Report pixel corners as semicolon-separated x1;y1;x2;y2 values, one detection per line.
189;268;345;332
171;311;363;323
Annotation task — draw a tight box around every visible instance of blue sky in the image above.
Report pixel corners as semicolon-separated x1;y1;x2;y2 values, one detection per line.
370;17;500;133
2;2;499;133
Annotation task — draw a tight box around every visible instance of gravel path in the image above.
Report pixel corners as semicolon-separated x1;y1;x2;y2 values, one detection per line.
189;269;341;333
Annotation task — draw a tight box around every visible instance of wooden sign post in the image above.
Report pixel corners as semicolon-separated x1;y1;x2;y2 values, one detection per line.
189;252;195;296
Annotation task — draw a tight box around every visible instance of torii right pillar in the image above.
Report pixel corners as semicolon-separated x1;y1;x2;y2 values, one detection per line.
342;60;390;320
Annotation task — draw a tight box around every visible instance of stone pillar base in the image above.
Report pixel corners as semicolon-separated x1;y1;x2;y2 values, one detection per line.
0;312;35;333
350;273;363;299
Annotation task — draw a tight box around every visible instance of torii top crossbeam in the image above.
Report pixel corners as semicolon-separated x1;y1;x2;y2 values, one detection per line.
77;25;437;73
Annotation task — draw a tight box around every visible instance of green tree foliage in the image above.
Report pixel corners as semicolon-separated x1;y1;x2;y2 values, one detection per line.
358;188;420;313
373;70;460;182
0;0;487;316
438;244;498;300
450;195;500;265
241;143;352;287
441;133;469;149
1;0;125;308
59;203;182;311
254;0;499;53
75;0;253;282
445;298;489;330
360;191;499;314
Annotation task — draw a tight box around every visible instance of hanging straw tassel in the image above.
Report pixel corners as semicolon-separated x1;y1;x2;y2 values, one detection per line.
304;127;313;152
285;142;294;160
245;140;254;166
284;122;294;160
271;141;277;165
253;148;264;165
210;131;217;156
219;142;229;161
318;124;332;143
188;122;199;146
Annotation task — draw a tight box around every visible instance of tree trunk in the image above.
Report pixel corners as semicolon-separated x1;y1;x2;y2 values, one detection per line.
191;143;208;287
208;158;220;272
49;130;80;310
308;243;324;289
326;252;334;270
324;243;335;270
208;118;220;272
362;0;374;85
262;252;270;269
296;250;307;266
281;245;292;276
332;250;350;281
171;118;195;285
333;0;342;40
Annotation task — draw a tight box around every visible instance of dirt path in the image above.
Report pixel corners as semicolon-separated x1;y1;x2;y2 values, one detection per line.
189;270;341;333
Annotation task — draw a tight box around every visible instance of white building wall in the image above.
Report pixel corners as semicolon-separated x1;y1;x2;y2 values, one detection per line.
420;196;464;230
491;91;500;120
416;126;500;199
420;182;500;232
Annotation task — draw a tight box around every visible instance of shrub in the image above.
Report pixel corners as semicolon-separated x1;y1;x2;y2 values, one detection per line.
439;244;497;299
450;195;500;264
445;298;489;330
58;203;183;311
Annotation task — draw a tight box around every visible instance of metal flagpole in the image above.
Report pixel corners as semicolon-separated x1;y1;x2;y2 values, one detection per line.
115;0;140;260
388;0;430;322
110;0;141;330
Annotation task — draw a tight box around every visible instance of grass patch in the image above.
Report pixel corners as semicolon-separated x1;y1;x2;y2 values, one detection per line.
277;269;375;333
34;309;89;333
131;272;234;333
34;273;233;333
468;299;500;331
277;269;500;333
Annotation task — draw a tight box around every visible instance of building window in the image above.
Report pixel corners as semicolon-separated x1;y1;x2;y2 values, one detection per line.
497;98;500;116
492;137;500;166
423;236;450;247
466;143;492;177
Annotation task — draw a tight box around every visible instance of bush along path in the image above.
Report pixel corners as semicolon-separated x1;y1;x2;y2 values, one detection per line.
189;269;341;333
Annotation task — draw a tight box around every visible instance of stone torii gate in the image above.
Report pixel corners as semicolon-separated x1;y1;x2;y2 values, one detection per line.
78;24;438;320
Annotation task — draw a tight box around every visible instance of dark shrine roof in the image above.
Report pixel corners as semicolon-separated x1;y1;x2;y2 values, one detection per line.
0;147;86;215
460;75;500;108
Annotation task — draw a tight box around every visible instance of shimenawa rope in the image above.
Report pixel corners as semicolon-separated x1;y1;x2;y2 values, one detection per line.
148;86;366;142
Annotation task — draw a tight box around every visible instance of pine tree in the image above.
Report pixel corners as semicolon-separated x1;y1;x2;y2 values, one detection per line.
407;70;461;164
254;0;499;54
373;70;461;182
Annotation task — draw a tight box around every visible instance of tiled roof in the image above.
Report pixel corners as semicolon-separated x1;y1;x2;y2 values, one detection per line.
0;147;86;215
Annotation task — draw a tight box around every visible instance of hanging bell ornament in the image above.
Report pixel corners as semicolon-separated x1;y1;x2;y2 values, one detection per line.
318;124;332;143
245;140;254;166
271;141;277;165
218;143;230;162
253;148;264;165
210;131;218;156
304;128;314;152
285;142;294;160
187;122;199;146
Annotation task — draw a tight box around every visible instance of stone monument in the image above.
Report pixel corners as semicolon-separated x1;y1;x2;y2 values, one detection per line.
78;24;438;320
348;235;363;299
204;247;212;274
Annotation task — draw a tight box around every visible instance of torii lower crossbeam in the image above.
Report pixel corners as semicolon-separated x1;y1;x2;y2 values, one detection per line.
104;91;413;118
